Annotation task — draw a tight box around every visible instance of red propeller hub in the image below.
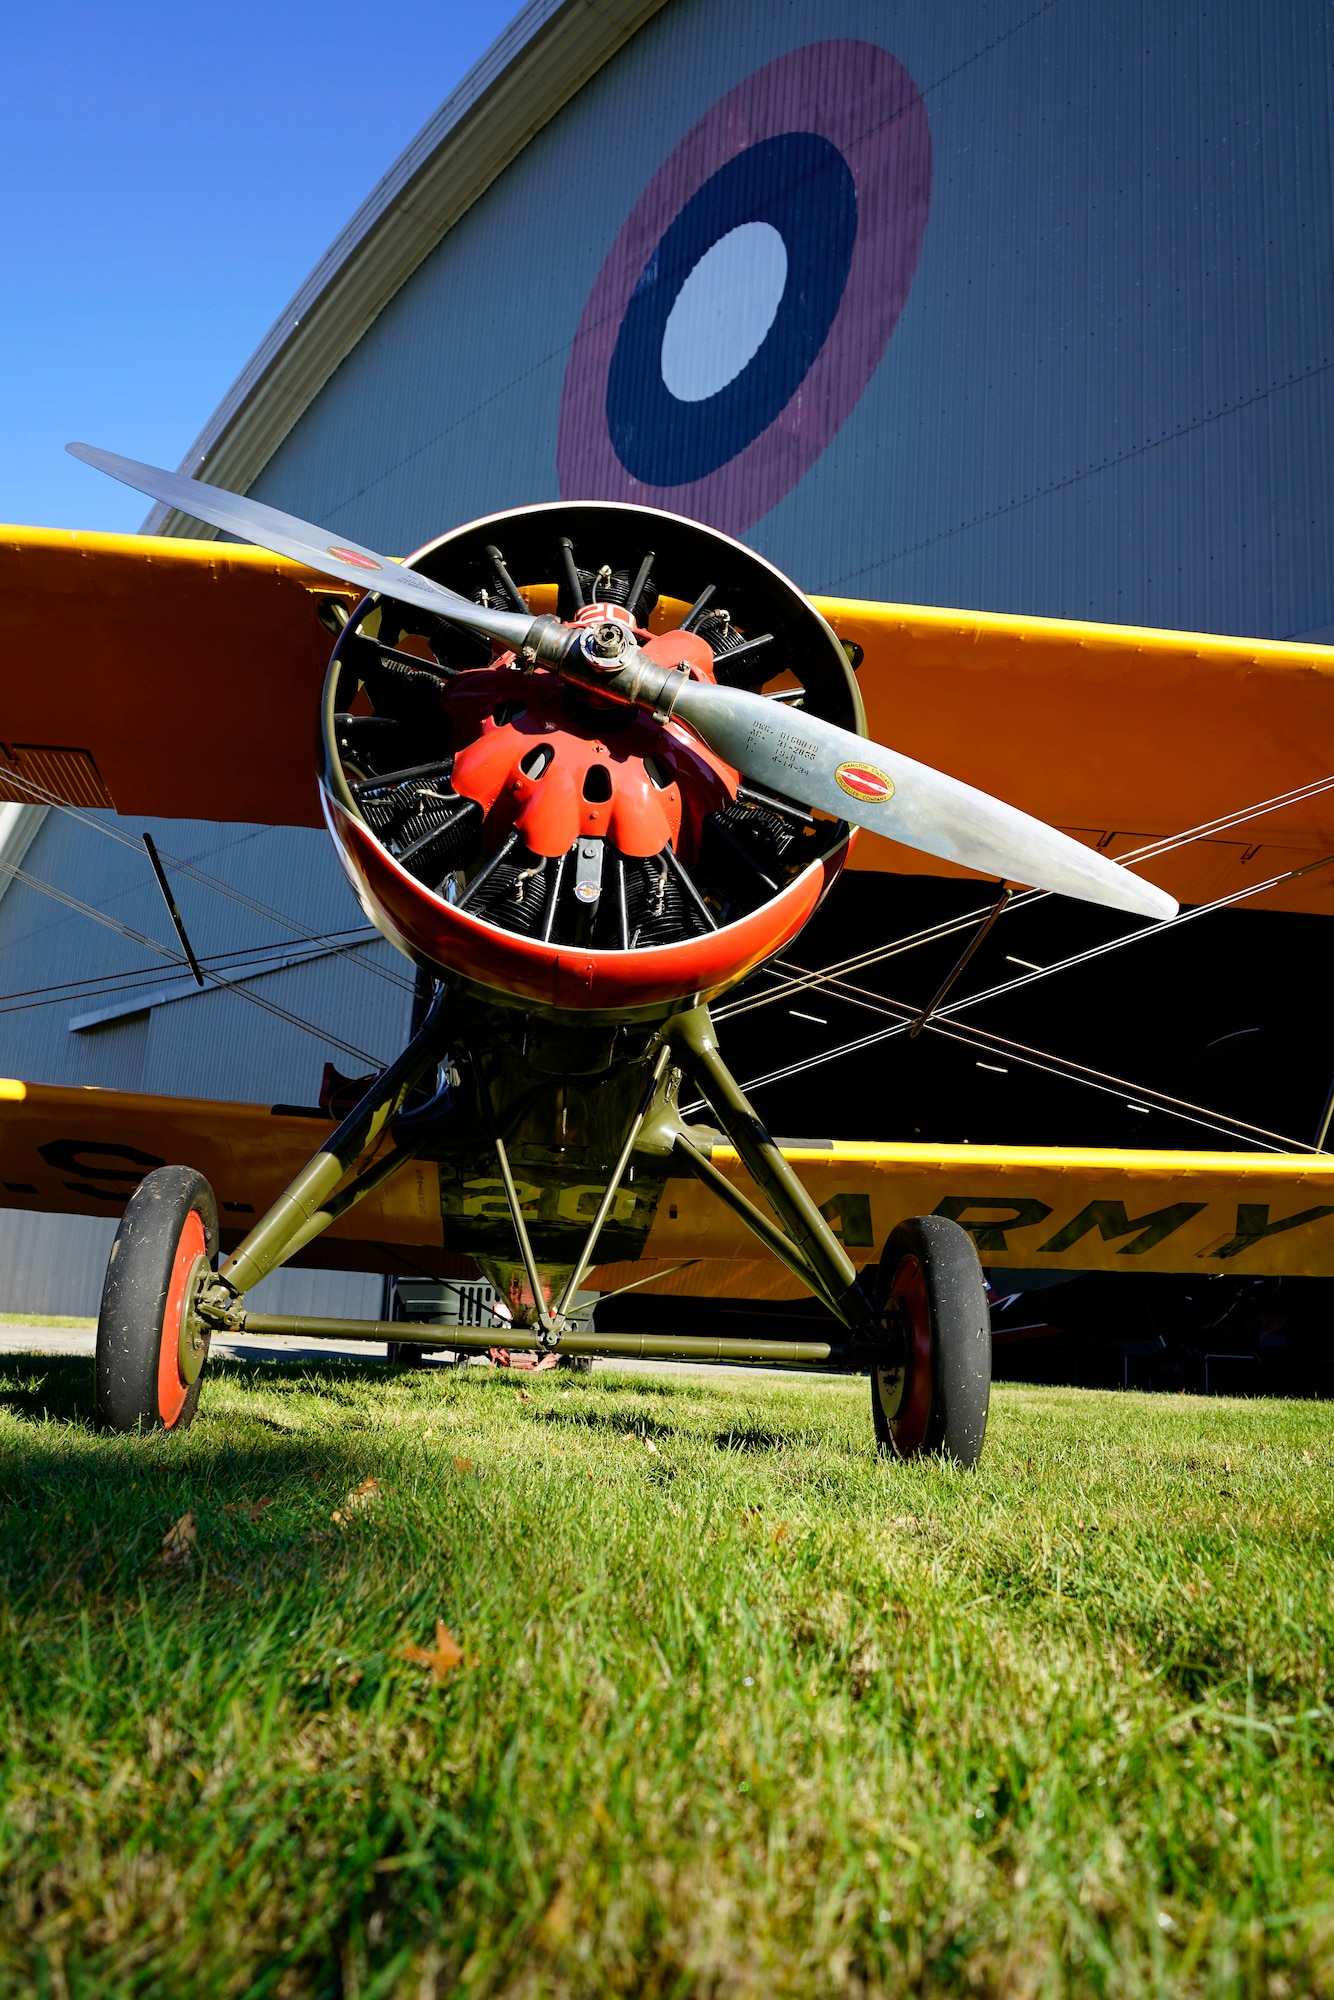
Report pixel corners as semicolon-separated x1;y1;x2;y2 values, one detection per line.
446;629;732;867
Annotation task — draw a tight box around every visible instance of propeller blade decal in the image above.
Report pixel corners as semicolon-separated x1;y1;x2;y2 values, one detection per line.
66;443;541;654
667;678;1177;921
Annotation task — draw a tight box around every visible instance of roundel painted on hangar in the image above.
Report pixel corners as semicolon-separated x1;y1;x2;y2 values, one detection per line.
557;40;932;537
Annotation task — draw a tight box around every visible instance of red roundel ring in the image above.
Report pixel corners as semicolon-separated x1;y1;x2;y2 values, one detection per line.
558;40;931;536
329;547;381;570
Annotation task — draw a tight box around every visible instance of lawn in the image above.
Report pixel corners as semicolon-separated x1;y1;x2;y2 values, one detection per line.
0;1354;1331;1998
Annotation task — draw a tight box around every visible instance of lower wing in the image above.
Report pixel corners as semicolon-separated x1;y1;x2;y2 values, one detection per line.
5;1080;1332;1283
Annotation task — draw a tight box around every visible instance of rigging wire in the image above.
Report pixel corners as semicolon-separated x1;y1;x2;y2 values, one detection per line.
0;768;415;996
758;961;1308;1153
0;857;385;1068
717;770;1334;1022
709;850;1334;1124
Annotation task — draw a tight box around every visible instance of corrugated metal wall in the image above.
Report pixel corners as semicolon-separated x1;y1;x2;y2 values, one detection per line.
0;1208;383;1321
0;807;408;1316
249;0;1334;642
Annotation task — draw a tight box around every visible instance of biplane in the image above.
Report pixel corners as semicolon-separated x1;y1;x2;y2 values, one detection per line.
2;442;1333;1460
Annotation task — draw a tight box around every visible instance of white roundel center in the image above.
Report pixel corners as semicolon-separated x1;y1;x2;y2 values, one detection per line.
659;222;789;403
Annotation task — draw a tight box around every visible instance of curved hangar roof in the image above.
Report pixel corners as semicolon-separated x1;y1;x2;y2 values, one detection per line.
147;0;671;538
147;0;1333;655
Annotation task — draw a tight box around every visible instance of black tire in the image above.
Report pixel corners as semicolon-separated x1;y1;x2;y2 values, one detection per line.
871;1215;991;1465
95;1167;219;1434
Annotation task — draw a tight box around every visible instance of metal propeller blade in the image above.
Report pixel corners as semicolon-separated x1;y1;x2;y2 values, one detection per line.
65;443;557;659
664;677;1178;921
70;445;1173;919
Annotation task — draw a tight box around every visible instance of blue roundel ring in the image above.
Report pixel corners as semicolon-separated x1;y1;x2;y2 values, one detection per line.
558;40;932;537
606;133;857;487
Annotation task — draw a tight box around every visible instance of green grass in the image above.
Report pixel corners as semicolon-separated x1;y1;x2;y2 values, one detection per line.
1;1356;1331;1999
0;1313;95;1328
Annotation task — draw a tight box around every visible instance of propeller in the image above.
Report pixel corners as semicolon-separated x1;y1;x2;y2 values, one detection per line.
69;443;1176;921
65;443;558;662
664;676;1176;920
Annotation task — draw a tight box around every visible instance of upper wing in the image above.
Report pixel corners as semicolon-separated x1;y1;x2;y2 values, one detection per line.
5;521;1331;901
0;525;354;826
5;1080;1333;1289
815;596;1334;914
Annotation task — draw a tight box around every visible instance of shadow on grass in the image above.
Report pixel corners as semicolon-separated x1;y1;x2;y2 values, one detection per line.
533;1404;684;1443
0;1389;393;1618
0;1349;477;1432
0;1353;96;1427
712;1425;797;1453
533;1404;823;1454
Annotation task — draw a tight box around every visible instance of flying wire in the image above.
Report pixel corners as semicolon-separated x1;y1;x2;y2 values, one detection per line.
0;856;385;1067
712;849;1334;1112
717;771;1334;1023
755;961;1309;1153
0;767;415;996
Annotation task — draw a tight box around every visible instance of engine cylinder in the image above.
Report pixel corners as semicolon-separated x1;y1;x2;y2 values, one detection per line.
321;500;862;1023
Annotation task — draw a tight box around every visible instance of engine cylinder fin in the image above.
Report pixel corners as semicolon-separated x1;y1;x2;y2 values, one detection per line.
463;844;553;937
397;802;480;873
457;831;520;911
621;848;713;947
735;782;814;824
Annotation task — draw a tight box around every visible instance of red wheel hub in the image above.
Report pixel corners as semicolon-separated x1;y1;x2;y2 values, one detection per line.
157;1209;206;1429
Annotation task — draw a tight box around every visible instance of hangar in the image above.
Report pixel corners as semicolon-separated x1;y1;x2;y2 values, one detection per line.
3;0;1332;1332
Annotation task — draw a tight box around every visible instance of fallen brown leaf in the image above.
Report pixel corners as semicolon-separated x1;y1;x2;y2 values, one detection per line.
159;1512;198;1568
515;1389;533;1404
332;1476;382;1526
399;1620;464;1684
224;1496;275;1524
642;1437;659;1454
453;1456;475;1474
773;1521;789;1544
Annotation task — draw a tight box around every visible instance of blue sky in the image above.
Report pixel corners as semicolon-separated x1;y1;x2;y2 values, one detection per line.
2;1;517;533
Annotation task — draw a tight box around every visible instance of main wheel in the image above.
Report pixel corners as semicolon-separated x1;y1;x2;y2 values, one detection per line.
871;1215;991;1464
95;1167;219;1434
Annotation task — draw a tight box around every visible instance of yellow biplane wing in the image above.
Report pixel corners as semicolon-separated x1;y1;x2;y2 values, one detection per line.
2;526;1332;919
4;1079;1333;1292
812;595;1334;916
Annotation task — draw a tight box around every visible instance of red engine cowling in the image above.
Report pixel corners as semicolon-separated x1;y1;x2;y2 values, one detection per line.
320;501;863;1023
